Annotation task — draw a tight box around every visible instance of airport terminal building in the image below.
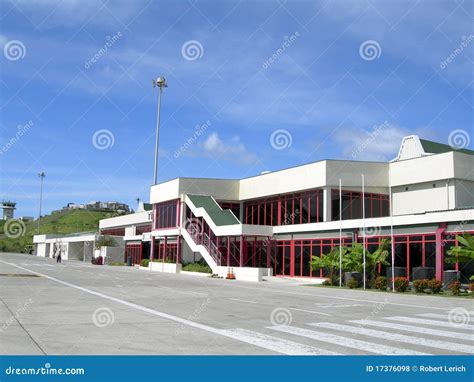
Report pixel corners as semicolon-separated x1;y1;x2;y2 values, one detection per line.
34;135;474;282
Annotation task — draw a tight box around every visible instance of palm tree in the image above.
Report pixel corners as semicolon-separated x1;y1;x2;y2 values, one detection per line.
310;246;348;283
446;234;474;264
344;239;390;281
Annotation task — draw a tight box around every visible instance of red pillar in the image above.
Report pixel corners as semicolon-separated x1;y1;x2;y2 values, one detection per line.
150;236;155;262
435;224;447;281
227;236;230;266
239;235;244;267
176;236;181;264
163;236;167;262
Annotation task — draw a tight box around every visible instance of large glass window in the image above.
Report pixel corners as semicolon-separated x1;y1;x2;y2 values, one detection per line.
244;189;323;226
153;200;179;229
331;189;390;220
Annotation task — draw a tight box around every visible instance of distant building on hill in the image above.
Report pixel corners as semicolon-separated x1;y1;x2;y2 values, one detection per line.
1;201;16;220
61;201;130;213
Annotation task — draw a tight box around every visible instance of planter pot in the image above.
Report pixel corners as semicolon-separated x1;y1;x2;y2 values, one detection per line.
149;261;182;274
344;272;362;287
386;266;406;279
412;267;435;281
443;270;460;289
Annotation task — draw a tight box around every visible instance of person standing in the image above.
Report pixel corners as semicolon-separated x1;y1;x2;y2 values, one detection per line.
56;248;62;264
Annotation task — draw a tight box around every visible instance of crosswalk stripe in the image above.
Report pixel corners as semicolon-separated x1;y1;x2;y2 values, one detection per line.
350;319;472;341
417;313;473;321
267;325;428;355
385;316;474;330
220;328;339;355
310;322;473;354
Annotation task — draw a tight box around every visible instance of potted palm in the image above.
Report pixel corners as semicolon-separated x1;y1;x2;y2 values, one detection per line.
310;246;347;285
445;233;474;286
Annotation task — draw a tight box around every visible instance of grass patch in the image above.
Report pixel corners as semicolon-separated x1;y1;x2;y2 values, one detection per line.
109;262;127;266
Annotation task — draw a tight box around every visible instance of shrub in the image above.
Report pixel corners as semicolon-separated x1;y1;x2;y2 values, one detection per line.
374;276;387;291
182;263;212;273
140;259;150;267
323;276;340;286
109;262;126;266
449;281;461;296
393;277;409;292
428;279;443;294
346;277;359;289
413;279;429;293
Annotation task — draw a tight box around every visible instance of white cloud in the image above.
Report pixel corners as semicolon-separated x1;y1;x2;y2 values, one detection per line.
202;132;258;165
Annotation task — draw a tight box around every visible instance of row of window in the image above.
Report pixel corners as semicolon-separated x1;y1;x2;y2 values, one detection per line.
154;200;179;229
243;189;324;226
331;189;390;220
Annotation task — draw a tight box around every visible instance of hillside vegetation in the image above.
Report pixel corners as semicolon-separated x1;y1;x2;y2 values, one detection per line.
0;209;118;253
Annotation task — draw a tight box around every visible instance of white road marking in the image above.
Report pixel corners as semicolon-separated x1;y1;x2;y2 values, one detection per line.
0;260;322;355
268;325;429;355
310;322;473;354
229;298;258;304
385;316;474;330
220;328;339;355
221;284;454;311
350;319;473;341
289;308;331;316
417;313;473;321
314;303;364;308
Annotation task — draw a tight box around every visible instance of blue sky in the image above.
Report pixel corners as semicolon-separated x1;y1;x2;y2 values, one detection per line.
1;0;472;218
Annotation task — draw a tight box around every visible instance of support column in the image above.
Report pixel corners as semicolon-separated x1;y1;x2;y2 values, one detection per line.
150;236;155;262
227;237;230;266
176;236;181;264
323;187;331;222
435;224;447;281
239;235;244;267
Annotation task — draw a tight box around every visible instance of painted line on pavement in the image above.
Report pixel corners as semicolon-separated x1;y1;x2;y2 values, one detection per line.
350;319;473;341
268;325;429;355
417;312;473;321
229;298;259;304
289;308;331;316
385;316;474;330
310;322;473;354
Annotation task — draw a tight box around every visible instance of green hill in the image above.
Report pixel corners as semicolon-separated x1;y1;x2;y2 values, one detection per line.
0;209;121;253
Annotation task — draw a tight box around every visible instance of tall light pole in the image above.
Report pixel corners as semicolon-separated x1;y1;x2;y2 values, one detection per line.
38;172;46;234
152;77;167;185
